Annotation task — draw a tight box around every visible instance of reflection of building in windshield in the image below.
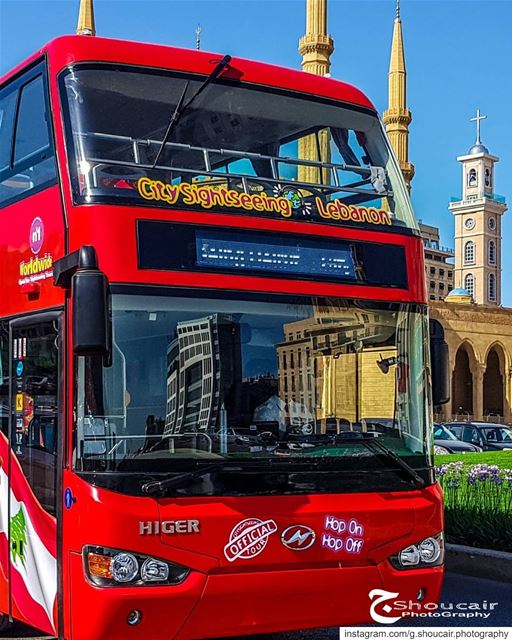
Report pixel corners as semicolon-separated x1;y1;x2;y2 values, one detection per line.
164;314;242;434
277;305;397;430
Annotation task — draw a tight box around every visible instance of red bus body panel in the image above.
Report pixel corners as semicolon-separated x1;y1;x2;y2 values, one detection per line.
63;472;443;640
68;204;427;303
0;35;440;640
0;186;65;317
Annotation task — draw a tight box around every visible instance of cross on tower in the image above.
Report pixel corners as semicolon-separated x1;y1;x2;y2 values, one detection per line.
470;109;487;145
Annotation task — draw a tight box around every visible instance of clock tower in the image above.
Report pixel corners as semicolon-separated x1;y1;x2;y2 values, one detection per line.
449;110;507;306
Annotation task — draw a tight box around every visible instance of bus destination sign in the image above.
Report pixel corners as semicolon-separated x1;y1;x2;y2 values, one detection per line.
196;230;357;280
137;222;408;289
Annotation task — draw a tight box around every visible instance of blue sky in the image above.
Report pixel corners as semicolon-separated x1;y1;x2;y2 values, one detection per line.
1;0;511;303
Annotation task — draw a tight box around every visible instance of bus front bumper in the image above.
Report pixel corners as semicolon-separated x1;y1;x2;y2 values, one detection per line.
69;553;444;640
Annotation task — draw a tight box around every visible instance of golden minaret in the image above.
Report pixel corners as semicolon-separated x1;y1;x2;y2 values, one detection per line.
299;0;334;75
382;0;414;190
76;0;96;36
298;0;334;184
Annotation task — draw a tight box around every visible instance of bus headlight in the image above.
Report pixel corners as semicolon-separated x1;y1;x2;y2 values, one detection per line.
398;544;420;566
111;552;139;583
390;533;444;570
418;537;442;564
83;546;189;587
141;557;170;582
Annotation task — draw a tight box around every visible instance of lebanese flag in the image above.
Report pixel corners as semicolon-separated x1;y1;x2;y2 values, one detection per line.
0;434;57;635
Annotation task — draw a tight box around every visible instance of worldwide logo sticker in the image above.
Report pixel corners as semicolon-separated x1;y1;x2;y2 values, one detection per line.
18;217;53;287
29;217;44;255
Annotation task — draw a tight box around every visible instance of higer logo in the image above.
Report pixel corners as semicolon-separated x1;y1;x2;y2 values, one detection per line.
281;525;316;551
139;520;200;535
369;589;401;624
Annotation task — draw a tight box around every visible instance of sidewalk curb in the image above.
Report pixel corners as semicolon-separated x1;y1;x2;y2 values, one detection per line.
446;543;512;582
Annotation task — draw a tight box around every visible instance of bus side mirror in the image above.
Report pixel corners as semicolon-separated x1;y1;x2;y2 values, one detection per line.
54;246;112;360
429;319;450;406
72;269;109;356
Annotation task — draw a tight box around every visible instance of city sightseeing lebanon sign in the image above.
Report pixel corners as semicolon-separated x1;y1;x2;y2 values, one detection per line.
136;177;392;226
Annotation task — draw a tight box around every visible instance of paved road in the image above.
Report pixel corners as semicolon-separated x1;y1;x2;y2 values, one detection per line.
245;573;512;637
4;573;512;639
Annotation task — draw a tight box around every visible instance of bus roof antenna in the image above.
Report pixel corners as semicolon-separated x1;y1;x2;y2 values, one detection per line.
77;0;96;36
196;24;202;50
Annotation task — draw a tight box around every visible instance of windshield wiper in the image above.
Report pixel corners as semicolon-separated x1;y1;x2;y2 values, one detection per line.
141;461;241;495
152;54;232;168
335;433;425;488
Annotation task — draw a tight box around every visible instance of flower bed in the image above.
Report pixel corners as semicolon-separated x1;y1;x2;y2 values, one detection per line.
436;461;512;552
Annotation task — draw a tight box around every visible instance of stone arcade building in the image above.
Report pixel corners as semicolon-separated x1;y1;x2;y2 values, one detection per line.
431;302;512;423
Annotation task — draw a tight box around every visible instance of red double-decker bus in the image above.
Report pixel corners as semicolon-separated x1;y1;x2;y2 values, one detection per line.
0;34;448;639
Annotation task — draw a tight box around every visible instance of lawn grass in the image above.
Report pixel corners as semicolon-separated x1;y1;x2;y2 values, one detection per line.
434;450;512;469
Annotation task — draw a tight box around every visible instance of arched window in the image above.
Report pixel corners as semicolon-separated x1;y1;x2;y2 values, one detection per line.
465;273;475;298
488;240;496;265
464;241;475;265
468;168;478;187
488;273;496;302
485;168;492;188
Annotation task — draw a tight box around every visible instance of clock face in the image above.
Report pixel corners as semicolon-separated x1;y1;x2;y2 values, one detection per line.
465;218;475;230
488;217;496;230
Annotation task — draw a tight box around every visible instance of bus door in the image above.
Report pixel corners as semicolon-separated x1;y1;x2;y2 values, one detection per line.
8;314;60;635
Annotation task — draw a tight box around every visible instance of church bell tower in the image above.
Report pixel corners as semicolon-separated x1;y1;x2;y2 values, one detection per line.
449;110;507;306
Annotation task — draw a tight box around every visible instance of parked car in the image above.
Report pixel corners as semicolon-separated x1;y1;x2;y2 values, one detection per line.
446;422;512;451
363;418;400;437
433;423;482;454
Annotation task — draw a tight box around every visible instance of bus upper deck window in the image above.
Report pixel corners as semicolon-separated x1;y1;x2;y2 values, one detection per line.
60;65;417;229
0;69;57;207
0;90;17;173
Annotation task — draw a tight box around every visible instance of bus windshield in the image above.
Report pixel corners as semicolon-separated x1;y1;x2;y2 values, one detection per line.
75;292;433;493
60;65;416;230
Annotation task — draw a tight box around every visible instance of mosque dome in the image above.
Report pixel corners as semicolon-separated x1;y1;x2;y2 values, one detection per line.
445;288;474;304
